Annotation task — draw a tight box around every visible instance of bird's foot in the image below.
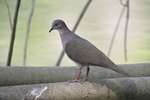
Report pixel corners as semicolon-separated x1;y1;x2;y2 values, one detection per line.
79;78;90;82
68;78;90;83
68;79;82;83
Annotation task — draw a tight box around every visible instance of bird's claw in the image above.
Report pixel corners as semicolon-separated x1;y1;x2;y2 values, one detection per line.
68;78;90;83
79;78;90;82
68;79;82;83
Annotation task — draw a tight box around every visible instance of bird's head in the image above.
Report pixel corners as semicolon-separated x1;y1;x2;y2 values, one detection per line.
49;19;67;33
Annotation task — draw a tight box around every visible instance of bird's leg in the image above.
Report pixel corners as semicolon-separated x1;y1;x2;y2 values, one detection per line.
68;69;82;83
79;66;90;82
86;66;90;81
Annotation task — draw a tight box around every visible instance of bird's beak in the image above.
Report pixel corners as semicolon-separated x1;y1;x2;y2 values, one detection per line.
49;27;53;33
49;25;55;33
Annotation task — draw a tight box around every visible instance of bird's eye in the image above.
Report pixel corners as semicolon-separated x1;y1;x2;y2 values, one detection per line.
55;23;58;26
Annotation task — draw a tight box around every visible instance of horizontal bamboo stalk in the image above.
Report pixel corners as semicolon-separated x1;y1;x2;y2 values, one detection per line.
0;77;150;100
0;63;149;86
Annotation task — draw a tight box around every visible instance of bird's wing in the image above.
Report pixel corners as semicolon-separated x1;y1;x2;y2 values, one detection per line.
65;35;110;68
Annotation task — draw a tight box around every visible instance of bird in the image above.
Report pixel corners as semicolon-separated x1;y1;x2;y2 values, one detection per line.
49;19;130;83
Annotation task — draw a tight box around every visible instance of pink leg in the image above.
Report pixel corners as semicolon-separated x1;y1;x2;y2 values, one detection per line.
79;67;90;82
68;70;82;83
86;67;90;79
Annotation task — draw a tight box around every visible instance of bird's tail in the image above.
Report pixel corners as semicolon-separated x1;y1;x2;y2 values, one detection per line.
111;65;130;76
108;62;131;76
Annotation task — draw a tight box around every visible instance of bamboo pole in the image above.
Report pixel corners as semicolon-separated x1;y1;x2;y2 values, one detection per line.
0;77;150;100
0;63;150;86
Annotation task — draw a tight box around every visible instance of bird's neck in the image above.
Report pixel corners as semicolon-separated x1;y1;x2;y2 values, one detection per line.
58;27;73;49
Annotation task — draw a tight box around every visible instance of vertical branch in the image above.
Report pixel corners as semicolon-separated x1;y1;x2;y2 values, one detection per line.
72;0;92;33
120;0;127;6
55;0;92;66
107;6;125;57
23;0;35;66
5;0;13;30
124;0;129;61
6;0;21;66
107;0;129;62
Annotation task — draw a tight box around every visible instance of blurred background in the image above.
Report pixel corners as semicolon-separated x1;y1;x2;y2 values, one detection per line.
0;0;150;66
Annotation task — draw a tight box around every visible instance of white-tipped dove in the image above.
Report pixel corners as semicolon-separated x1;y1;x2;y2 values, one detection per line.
49;19;130;83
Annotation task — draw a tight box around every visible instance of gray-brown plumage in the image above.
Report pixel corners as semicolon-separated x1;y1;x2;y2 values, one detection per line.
49;19;130;83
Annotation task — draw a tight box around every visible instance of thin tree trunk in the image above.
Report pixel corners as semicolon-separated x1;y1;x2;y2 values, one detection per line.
6;0;21;66
124;0;129;61
23;0;35;66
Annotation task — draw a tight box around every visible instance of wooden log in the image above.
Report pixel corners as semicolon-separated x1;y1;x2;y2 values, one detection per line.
0;63;150;86
0;77;150;100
